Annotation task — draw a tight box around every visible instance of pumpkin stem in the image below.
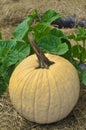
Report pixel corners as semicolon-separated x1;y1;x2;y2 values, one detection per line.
29;35;54;69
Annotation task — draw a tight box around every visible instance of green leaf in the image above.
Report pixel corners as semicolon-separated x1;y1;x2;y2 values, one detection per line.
13;10;40;41
68;27;86;41
38;34;68;55
29;9;40;20
33;23;51;42
49;28;72;59
0;64;15;95
50;28;67;39
13;18;31;40
82;71;86;85
56;43;69;55
0;39;17;64
42;9;62;25
4;50;18;67
0;39;30;67
0;39;16;48
32;10;63;43
0;65;11;95
77;27;86;41
14;41;30;65
33;11;62;42
0;77;8;95
72;45;86;63
0;39;30;95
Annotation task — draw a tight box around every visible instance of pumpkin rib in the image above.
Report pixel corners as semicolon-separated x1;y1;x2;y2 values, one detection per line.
47;70;56;123
10;55;39;79
23;71;38;120
33;69;49;123
12;70;35;113
57;71;70;118
33;70;43;122
46;70;51;123
50;68;62;121
20;70;38;117
49;61;78;120
70;71;80;98
53;64;74;118
59;76;70;118
10;65;35;88
10;69;35;103
11;64;35;78
47;68;64;121
54;68;69;117
17;55;38;69
53;63;79;118
55;76;64;121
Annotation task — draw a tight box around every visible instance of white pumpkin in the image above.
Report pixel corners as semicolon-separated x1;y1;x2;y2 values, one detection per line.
9;53;80;124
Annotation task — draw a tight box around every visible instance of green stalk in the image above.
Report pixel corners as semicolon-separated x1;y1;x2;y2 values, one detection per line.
28;34;54;69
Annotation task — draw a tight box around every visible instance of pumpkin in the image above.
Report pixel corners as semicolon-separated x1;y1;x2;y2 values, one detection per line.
9;40;80;124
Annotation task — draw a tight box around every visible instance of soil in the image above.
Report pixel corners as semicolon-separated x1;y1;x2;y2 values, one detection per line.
0;0;86;130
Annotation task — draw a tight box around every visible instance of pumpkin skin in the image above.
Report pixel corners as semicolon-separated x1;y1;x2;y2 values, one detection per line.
9;53;80;124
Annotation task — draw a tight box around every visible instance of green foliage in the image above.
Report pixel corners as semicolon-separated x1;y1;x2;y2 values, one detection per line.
0;9;86;95
82;70;86;85
37;28;68;55
72;45;86;63
33;9;62;42
68;27;86;42
33;23;51;42
0;39;30;95
68;27;86;85
42;9;62;25
13;10;39;41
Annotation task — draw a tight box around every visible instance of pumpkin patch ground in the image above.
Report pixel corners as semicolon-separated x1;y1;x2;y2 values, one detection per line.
0;0;86;129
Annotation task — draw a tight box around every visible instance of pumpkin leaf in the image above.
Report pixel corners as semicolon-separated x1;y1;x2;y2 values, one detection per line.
72;44;86;63
0;39;30;67
14;40;30;65
37;28;69;55
0;76;8;95
48;28;72;59
33;10;62;42
0;64;15;95
41;9;62;25
0;39;30;95
13;18;31;41
82;71;86;85
33;23;51;42
55;43;69;55
0;39;17;65
38;34;68;55
13;10;39;41
68;27;86;41
50;28;67;39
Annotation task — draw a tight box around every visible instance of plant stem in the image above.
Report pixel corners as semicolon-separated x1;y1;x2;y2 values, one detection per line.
28;35;54;69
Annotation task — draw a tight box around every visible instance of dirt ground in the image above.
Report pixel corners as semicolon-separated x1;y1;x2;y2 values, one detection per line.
0;0;86;130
